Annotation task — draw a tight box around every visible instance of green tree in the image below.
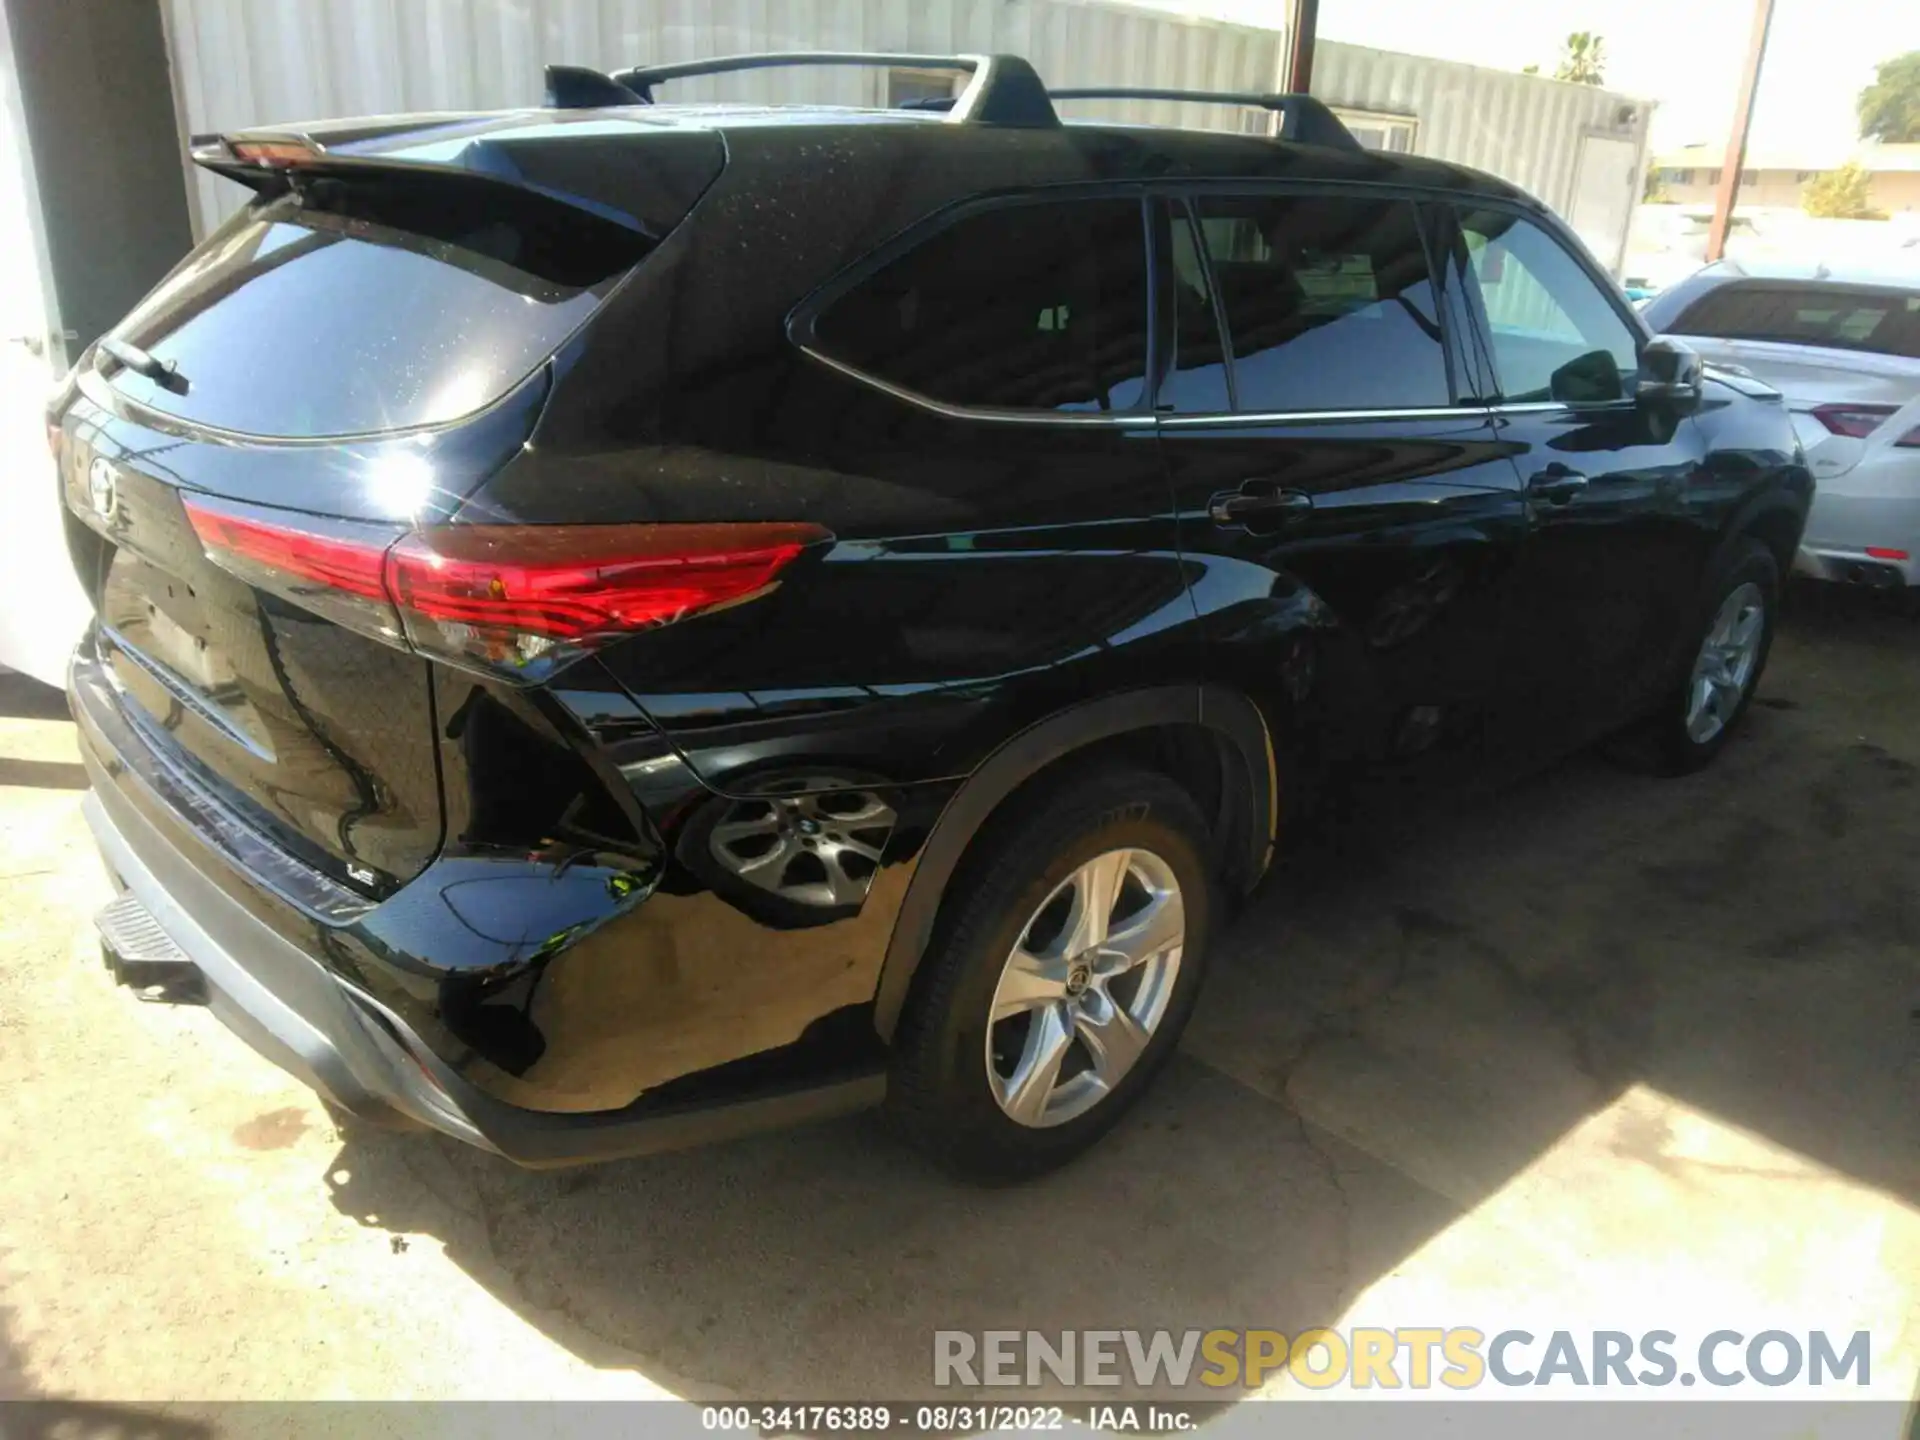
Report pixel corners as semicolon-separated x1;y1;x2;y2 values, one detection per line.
1803;162;1885;219
1554;32;1606;86
1857;51;1920;141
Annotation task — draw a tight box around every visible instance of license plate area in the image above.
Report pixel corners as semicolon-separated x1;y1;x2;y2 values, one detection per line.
99;550;275;762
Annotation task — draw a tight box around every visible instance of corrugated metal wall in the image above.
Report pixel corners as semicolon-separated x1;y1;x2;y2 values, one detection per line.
162;0;1280;235
1315;40;1653;266
161;0;1647;264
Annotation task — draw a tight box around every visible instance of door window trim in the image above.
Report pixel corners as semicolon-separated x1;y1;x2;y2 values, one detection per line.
1147;195;1240;414
1156;404;1502;430
787;184;1161;428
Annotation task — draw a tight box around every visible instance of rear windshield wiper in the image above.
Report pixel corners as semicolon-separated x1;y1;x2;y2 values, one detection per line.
100;337;189;396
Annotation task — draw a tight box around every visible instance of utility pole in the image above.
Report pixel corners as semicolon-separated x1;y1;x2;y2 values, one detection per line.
1705;0;1778;263
1285;0;1319;94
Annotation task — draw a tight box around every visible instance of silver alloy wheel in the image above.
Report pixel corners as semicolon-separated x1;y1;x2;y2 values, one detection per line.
707;778;896;908
1686;580;1766;745
985;847;1185;1129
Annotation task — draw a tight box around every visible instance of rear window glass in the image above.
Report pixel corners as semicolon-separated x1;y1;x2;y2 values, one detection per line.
102;173;652;438
1672;283;1920;359
811;197;1150;413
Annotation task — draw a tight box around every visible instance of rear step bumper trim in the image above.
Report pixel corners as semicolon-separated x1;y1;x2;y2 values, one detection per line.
83;789;462;1140
75;650;888;1167
96;891;206;1003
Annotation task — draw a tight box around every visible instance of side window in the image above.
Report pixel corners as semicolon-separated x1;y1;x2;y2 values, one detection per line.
1457;209;1640;404
1194;193;1451;413
810;198;1149;413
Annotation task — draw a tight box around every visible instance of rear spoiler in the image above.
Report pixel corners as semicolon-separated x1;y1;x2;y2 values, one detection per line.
187;129;505;198
186;125;726;240
189;130;329;190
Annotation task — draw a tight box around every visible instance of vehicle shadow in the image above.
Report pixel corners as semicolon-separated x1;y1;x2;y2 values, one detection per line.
323;583;1920;1402
0;671;71;723
325;1053;1453;1401
1187;579;1920;1212
2;1273;212;1438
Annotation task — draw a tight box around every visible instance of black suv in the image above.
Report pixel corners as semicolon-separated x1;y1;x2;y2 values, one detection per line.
55;54;1810;1181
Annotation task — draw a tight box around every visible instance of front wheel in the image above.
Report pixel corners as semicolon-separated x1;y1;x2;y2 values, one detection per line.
1606;538;1778;775
884;766;1218;1183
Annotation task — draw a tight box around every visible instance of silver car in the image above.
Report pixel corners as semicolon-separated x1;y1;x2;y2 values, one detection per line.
1643;262;1920;589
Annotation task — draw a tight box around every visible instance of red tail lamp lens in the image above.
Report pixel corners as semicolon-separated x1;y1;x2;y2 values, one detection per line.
183;495;826;679
186;502;390;601
1812;404;1897;440
385;523;827;672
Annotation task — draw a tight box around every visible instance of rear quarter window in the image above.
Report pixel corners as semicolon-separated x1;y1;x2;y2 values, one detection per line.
103;172;653;438
1672;283;1920;359
808;197;1151;414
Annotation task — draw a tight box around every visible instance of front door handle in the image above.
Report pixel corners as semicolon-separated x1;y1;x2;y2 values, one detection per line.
1527;463;1589;505
1208;483;1314;528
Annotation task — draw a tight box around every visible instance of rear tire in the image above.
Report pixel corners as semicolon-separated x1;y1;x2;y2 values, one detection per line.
885;766;1218;1183
1604;538;1778;776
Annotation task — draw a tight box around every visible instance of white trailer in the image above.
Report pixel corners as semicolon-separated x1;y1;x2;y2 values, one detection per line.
160;0;1652;271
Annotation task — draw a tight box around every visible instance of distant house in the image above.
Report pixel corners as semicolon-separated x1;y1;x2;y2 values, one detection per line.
1652;142;1920;213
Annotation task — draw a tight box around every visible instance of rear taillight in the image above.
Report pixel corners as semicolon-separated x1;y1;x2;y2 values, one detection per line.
184;501;406;643
1812;403;1898;439
385;523;825;674
184;496;826;680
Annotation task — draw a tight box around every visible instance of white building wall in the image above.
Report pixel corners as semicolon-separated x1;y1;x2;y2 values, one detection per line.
1314;40;1654;270
160;0;1649;267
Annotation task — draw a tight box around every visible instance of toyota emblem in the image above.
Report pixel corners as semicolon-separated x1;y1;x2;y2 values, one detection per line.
87;457;117;519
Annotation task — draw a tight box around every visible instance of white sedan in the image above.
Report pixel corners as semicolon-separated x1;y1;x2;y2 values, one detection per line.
1642;262;1920;589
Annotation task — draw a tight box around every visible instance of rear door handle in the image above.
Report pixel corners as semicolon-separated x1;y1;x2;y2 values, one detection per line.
1527;464;1588;505
1208;483;1314;528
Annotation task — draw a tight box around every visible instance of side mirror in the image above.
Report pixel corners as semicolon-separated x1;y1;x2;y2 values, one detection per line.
1637;336;1703;413
1549;349;1625;404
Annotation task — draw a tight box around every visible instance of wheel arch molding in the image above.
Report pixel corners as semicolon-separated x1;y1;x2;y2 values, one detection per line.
871;683;1276;1042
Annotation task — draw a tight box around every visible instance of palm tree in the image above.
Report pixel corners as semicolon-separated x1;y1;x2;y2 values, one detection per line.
1554;32;1606;86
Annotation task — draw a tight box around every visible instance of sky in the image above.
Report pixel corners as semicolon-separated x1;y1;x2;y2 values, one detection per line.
1141;0;1920;159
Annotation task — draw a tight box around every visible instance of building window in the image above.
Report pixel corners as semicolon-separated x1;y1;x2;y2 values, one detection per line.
1330;108;1418;154
1796;170;1816;183
1740;168;1759;185
887;68;957;109
1666;168;1695;185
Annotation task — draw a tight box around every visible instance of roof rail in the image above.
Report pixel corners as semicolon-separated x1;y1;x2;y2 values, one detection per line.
1039;88;1362;151
551;52;1058;127
542;54;1361;151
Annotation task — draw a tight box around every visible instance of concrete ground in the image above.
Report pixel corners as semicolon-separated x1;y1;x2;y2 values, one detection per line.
2;588;1918;1420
